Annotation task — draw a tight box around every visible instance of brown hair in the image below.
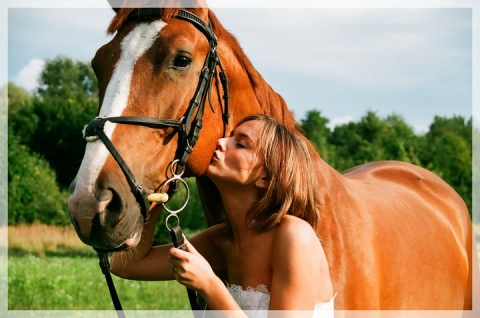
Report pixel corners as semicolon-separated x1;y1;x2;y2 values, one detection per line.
237;115;322;232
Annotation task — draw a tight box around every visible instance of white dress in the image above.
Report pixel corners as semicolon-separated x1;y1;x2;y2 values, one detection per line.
226;284;335;318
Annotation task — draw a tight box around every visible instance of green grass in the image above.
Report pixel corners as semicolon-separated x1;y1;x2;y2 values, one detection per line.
7;225;480;312
8;254;190;310
7;225;195;311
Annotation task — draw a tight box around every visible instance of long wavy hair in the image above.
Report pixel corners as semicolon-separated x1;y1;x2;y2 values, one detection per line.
238;114;323;232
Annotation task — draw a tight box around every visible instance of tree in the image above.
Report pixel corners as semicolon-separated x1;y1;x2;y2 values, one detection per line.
29;56;98;187
7;83;38;147
383;114;421;165
300;110;334;164
8;128;68;225
421;116;472;213
329;112;420;172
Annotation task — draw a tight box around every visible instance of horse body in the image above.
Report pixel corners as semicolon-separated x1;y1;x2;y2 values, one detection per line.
68;4;474;310
316;160;471;309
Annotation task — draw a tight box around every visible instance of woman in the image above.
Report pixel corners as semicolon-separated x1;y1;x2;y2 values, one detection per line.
110;114;334;317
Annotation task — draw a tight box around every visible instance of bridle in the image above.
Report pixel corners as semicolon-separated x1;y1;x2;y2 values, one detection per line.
84;9;230;222
82;9;229;316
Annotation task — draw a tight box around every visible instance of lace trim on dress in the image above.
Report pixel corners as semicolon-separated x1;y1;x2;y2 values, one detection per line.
226;283;335;318
227;283;270;294
226;283;271;311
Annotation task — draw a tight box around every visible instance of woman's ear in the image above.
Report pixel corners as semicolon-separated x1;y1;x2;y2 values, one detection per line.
256;175;270;189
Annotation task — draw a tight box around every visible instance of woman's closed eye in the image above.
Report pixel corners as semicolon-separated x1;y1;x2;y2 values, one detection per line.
236;141;247;148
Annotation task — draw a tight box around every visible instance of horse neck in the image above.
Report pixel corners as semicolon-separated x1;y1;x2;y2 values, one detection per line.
210;11;346;223
220;38;346;204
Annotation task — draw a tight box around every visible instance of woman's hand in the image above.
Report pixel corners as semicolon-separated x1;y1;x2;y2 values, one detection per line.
169;240;218;295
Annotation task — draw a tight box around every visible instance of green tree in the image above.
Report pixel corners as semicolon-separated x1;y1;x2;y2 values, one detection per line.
7;83;38;146
300;110;333;164
7;82;30;114
29;56;98;187
420;116;472;213
8;128;68;225
329;112;420;171
382;114;421;165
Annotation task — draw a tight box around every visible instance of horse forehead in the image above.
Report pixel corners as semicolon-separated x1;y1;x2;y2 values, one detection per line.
99;19;167;119
76;20;168;191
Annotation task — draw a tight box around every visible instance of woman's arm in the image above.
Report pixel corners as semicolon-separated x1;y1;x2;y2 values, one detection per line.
269;216;333;311
110;207;231;281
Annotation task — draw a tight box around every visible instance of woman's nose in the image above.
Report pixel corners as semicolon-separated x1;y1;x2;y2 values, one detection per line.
217;137;227;151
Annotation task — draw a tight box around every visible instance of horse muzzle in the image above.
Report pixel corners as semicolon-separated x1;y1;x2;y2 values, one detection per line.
68;179;143;251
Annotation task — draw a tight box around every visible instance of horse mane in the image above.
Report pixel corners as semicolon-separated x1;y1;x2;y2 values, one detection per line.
108;6;202;34
107;6;296;131
207;11;296;130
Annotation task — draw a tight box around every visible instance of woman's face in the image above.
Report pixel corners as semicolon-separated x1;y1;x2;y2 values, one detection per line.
205;120;266;187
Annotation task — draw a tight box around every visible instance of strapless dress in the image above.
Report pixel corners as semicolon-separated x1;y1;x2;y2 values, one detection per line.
226;283;335;318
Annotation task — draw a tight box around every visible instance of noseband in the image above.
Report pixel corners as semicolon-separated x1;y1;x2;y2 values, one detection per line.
83;9;230;222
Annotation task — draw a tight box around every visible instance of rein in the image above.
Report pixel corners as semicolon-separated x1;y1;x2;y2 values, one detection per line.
84;9;229;316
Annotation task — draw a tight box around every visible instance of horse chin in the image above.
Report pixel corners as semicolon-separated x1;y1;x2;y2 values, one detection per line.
71;208;144;252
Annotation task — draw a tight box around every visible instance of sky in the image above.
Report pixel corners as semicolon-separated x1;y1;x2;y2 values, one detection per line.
4;0;480;134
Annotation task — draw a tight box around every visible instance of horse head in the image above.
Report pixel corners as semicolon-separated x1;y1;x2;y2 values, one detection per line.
68;2;239;251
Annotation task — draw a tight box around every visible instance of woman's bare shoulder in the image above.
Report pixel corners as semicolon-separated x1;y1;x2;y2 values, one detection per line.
272;215;323;257
275;215;318;239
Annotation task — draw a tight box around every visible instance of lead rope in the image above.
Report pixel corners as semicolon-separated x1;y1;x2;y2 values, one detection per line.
96;251;125;318
96;160;205;317
168;222;206;317
161;161;207;315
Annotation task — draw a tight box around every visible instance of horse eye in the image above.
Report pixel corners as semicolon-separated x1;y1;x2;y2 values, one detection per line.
173;56;191;69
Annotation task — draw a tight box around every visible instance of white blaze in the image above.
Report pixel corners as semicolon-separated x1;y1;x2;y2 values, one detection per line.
75;20;166;194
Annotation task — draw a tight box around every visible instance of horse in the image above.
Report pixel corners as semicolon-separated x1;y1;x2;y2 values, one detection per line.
68;2;475;311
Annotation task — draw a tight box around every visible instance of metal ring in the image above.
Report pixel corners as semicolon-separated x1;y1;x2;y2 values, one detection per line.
160;177;190;214
169;159;185;178
165;214;180;232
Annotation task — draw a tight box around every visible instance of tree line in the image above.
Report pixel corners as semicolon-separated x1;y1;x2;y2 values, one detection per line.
6;56;474;235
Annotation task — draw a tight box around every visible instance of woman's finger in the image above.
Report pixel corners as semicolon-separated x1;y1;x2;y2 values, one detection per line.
185;240;198;254
169;246;187;260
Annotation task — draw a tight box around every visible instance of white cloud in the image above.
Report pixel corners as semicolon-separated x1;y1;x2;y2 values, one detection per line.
328;116;353;130
220;8;470;92
14;58;45;91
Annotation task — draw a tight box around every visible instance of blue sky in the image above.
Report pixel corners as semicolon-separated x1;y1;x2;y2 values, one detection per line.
4;0;479;134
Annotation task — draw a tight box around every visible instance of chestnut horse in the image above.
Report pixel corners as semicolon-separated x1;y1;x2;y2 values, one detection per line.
68;3;475;311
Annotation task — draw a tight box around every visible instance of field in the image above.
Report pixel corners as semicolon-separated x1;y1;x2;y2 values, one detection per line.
7;225;190;310
6;224;480;311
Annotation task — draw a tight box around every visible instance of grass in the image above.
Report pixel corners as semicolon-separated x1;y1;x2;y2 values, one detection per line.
8;255;190;310
7;224;191;310
6;224;480;311
8;224;92;257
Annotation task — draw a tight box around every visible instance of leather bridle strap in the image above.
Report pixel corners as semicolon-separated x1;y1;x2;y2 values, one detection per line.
97;252;125;317
88;9;228;316
84;116;162;221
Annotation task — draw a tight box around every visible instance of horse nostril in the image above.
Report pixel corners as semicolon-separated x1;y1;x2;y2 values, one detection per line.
95;188;112;202
98;188;122;214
